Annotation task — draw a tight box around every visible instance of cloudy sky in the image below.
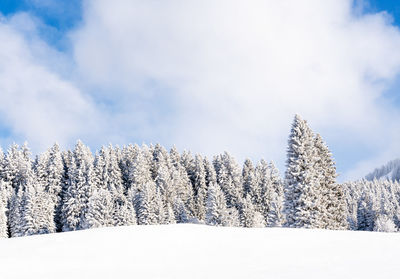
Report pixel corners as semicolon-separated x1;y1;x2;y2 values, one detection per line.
0;0;400;181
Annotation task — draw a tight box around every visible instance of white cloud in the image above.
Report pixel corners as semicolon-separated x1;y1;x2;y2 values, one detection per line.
0;12;101;152
1;1;400;179
69;0;400;179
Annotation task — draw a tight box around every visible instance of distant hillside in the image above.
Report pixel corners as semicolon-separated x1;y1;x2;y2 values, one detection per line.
366;159;400;181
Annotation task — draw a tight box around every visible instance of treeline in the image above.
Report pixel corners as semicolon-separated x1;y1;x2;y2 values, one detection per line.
343;179;400;232
0;115;398;238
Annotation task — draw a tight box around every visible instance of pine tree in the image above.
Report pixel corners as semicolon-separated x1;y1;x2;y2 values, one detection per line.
193;155;208;221
134;182;163;225
164;201;176;224
120;144;140;192
243;159;257;198
171;155;195;220
5;143;46;237
169;146;181;169
180;150;195;186
9;186;24;237
314;134;347;230
35;143;64;231
205;183;238;226
204;157;217;187
265;162;285;227
238;196;266;228
2;144;20;191
61;141;95;231
127;149;162;225
92;146;136;227
253;160;284;226
254;160;269;218
214;152;243;210
374;214;397;232
0;197;7;238
19;177;56;236
0;180;9;218
357;194;375;231
173;198;190;223
108;146;136;226
86;188;115;228
284;115;322;228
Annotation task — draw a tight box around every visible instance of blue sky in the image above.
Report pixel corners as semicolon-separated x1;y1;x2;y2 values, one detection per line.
0;0;81;30
1;0;400;180
362;0;400;25
1;1;399;36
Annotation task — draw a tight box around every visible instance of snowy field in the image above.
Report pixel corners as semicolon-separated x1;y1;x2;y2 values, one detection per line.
1;224;399;279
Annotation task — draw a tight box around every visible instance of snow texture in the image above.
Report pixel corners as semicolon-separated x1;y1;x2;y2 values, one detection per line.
0;224;399;279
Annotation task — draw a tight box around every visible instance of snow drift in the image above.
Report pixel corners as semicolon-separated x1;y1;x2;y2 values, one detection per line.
1;224;399;279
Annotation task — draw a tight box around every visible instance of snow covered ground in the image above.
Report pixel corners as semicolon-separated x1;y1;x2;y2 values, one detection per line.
1;224;399;279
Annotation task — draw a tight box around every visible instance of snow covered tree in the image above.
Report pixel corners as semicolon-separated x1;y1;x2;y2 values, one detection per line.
173;198;190;223
204;157;217;187
134;182;164;225
169;146;181;169
126;149;162;225
193;155;208;221
8;186;23;237
0;180;9;216
267;191;284;227
0;197;7;238
214;152;243;210
253;160;284;226
0;148;12;207
238;196;265;228
284;115;322;228
254;160;268;213
180;150;195;185
19;178;56;236
120;144;140;192
314;134;347;230
85;188;115;228
5;143;49;237
343;182;359;230
61;140;95;231
374;214;397;232
206;182;239;227
3;143;33;193
34;143;64;231
266;162;285;226
357;194;375;231
243;159;257;198
92;146;136;227
168;151;195;220
164;202;176;224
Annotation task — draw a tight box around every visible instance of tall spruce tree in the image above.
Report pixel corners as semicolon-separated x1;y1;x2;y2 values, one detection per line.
34;143;64;231
90;146;136;227
214;152;243;210
127;149;162;225
61;141;95;231
314;134;347;230
284;115;322;228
